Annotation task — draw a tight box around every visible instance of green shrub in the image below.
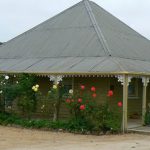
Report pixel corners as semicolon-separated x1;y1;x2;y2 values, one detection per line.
0;110;121;134
16;74;39;118
93;103;122;132
145;111;150;125
65;84;122;133
0;112;67;130
0;75;20;111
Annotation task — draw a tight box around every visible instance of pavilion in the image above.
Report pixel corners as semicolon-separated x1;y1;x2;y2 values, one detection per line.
0;0;150;132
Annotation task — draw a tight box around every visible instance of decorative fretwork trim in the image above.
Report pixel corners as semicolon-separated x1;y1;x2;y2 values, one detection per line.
142;77;150;87
48;75;63;85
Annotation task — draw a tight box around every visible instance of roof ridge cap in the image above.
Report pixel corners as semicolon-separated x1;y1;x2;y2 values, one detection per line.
83;0;112;56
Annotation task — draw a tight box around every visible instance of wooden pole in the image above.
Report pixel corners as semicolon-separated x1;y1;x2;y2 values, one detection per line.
122;75;128;133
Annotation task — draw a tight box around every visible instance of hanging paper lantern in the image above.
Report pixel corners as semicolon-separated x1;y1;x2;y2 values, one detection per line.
118;101;123;107
107;90;113;97
91;86;96;92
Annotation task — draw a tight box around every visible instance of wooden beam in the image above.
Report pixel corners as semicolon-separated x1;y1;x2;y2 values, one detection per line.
122;75;128;133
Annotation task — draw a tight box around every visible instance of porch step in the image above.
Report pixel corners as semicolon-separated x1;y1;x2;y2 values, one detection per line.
128;126;150;135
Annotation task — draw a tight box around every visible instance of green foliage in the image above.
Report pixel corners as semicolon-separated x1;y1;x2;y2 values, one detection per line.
65;117;94;133
92;103;122;132
0;75;19;111
145;111;150;125
0;112;67;130
0;74;122;134
16;74;37;99
0;112;92;133
65;88;97;121
0;74;39;117
16;74;39;118
47;84;66;121
0;105;121;134
65;86;122;133
48;86;59;100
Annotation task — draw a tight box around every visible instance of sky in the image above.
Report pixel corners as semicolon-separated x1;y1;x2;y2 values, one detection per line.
0;0;150;42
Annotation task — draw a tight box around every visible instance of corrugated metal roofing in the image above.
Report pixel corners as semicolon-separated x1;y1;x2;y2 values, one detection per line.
0;0;150;75
1;57;150;75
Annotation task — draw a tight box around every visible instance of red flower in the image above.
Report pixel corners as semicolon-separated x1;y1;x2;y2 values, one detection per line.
78;98;82;103
80;85;85;90
118;102;123;107
92;93;97;98
107;90;113;97
80;105;86;110
91;86;96;92
66;99;71;103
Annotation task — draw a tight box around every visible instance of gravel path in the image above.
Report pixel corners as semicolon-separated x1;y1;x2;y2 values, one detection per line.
0;126;150;150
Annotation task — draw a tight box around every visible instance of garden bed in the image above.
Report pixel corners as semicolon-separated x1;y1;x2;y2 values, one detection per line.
0;112;120;135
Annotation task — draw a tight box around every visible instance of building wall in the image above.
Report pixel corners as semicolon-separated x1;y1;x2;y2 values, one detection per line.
146;83;150;109
127;78;143;118
10;76;143;119
74;77;122;106
68;77;143;118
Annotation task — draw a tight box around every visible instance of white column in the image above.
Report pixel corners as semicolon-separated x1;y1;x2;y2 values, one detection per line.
48;75;63;121
123;75;129;132
117;75;131;133
142;77;149;125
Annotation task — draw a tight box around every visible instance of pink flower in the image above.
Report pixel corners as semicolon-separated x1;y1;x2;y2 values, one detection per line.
66;99;71;103
78;98;82;103
80;105;86;110
92;93;97;98
80;85;85;90
107;90;113;97
91;86;96;92
118;102;123;107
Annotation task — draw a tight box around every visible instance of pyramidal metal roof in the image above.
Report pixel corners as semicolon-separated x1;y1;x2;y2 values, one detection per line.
0;0;150;75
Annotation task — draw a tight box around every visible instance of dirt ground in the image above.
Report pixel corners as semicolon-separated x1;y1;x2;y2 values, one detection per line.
0;126;150;150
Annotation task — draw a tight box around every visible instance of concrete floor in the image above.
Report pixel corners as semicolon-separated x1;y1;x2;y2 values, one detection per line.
128;119;142;129
128;119;150;134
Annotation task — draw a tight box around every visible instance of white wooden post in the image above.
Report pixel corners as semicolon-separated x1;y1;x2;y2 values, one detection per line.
49;75;63;121
123;75;129;133
142;77;149;125
117;75;131;133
